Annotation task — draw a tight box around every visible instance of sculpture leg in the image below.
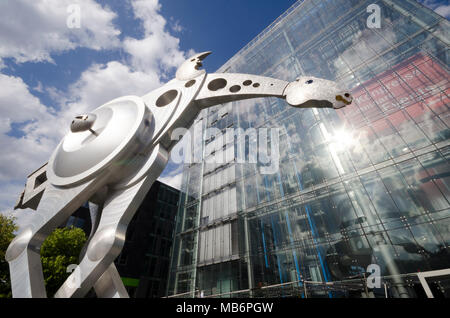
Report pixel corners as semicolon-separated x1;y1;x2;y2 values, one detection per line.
54;146;168;298
93;263;129;298
78;201;129;298
79;201;104;261
6;177;107;298
54;173;156;298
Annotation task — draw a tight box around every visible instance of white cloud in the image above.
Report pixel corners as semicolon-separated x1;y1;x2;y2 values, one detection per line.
1;205;36;232
0;74;54;124
434;5;450;19
418;0;450;19
0;0;120;64
6;60;163;156
33;81;45;93
0;0;192;222
54;0;190;126
158;164;184;190
0;74;57;183
56;61;162;129
171;20;184;33
0;184;23;214
123;0;187;76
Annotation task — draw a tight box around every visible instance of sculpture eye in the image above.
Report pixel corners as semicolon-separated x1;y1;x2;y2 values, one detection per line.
306;79;313;84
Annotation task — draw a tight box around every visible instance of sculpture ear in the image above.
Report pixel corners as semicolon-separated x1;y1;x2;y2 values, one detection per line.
195;51;212;61
176;51;212;81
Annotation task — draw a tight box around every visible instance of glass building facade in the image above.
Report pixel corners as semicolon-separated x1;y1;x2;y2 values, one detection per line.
167;0;450;298
63;181;180;298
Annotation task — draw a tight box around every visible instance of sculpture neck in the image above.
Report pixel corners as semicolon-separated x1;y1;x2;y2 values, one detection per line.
193;73;289;109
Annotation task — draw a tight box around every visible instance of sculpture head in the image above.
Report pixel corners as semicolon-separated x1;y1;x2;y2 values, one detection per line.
284;76;352;109
8;46;357;299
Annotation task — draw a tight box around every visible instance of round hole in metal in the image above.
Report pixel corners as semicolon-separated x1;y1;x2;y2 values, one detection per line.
208;78;227;91
185;80;196;88
156;90;178;107
243;80;252;86
252;83;260;88
230;85;241;93
306;79;314;84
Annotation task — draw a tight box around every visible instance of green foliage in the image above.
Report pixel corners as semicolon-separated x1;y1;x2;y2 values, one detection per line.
0;216;86;298
0;214;18;298
40;226;87;297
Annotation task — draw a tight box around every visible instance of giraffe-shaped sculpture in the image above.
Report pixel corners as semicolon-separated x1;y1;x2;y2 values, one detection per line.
6;52;352;298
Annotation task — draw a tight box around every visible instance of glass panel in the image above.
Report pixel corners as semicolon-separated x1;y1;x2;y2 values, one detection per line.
397;158;450;213
169;0;450;296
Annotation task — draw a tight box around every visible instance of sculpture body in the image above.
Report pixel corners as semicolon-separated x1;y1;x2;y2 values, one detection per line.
6;52;352;298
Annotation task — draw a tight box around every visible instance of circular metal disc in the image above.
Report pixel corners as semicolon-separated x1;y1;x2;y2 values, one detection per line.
47;96;149;186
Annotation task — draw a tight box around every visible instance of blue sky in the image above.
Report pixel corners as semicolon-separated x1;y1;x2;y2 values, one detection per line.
0;0;296;225
0;0;448;226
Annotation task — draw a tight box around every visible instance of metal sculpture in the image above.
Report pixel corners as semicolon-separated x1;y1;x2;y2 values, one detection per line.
6;51;352;298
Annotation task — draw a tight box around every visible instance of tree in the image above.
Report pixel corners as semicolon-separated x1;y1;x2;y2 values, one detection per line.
0;214;18;298
40;227;87;296
0;216;86;297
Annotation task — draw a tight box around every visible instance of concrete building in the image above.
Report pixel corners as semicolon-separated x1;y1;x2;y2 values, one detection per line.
65;180;180;298
116;181;180;297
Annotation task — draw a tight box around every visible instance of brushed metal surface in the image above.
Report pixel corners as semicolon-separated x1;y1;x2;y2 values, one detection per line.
7;175;109;297
175;51;211;81
93;263;129;298
194;73;289;109
54;146;168;298
7;51;352;297
47;96;152;187
284;76;352;109
70;113;97;134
